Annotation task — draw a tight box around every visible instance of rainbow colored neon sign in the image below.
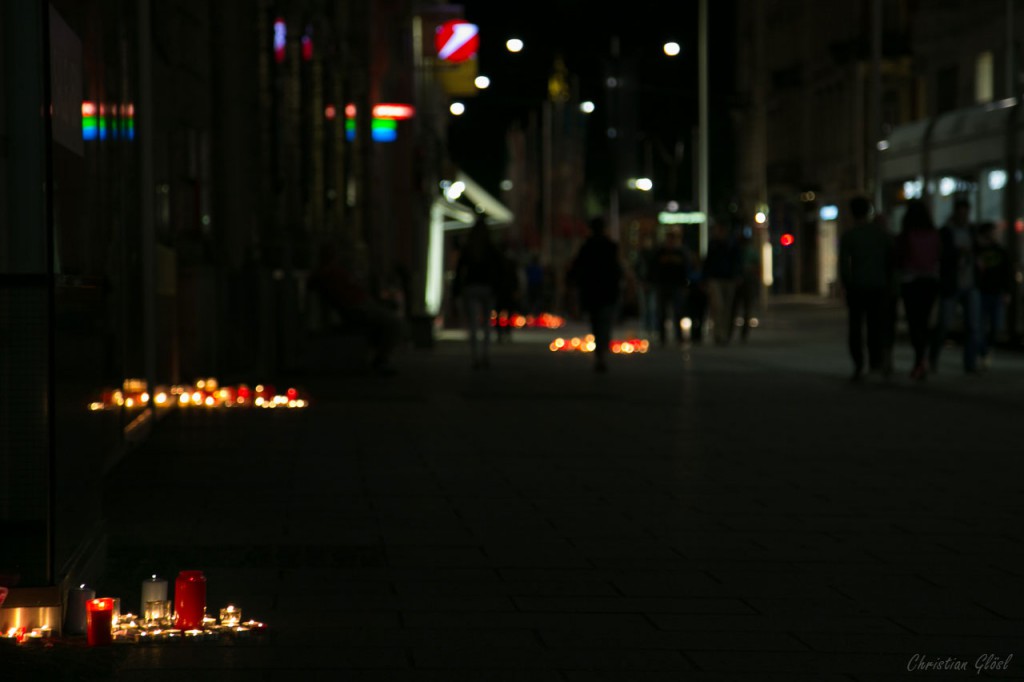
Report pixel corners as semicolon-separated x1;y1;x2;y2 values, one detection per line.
82;101;135;142
342;103;414;143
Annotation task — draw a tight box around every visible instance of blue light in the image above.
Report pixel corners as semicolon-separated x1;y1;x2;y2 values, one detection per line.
371;127;397;143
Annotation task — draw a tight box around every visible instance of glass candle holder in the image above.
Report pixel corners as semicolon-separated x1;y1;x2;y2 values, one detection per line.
144;600;170;623
86;598;114;646
174;570;206;630
219;605;241;627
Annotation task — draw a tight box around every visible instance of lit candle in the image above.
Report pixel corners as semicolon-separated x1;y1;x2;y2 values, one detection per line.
144;599;170;623
141;575;167;615
174;570;206;630
65;584;95;635
219;605;241;627
86;598;114;646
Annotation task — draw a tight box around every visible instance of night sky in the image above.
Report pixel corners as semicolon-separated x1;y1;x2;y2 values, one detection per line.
448;1;737;209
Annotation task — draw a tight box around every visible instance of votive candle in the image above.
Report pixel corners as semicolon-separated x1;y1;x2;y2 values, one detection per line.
219;604;241;626
86;598;114;646
65;584;95;635
144;599;170;623
174;570;206;630
140;575;167;614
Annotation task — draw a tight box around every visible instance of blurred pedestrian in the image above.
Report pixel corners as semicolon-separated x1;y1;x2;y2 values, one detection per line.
634;234;660;338
525;252;545;315
651;229;691;346
703;220;740;345
730;227;759;343
687;264;708;344
929;197;981;373
453;217;502;369
895;199;940;380
568;216;624;373
838;195;895;381
974;221;1014;369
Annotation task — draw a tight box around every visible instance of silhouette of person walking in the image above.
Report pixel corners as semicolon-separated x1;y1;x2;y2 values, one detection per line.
453;217;502;369
651;229;691;346
838;195;895;381
895;199;940;380
930;197;981;373
568;216;624;373
703;220;740;346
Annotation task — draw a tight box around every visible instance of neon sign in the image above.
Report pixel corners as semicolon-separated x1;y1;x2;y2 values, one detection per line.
341;103;415;143
273;18;286;63
82;101;134;142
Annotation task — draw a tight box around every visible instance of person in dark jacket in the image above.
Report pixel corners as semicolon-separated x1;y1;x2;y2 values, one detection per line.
651;229;691;346
974;221;1014;368
453;217;503;369
703;220;740;345
895;199;940;380
568;216;624;373
838;195;895;381
929;197;981;373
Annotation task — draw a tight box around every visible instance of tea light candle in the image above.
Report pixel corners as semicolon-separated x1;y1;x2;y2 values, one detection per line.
219;605;241;627
141;575;167;614
86;598;114;646
65;584;95;635
144;599;170;623
174;570;206;630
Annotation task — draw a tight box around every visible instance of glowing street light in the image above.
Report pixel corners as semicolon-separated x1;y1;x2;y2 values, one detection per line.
579;101;596;114
449;102;465;116
663;41;681;57
506;38;524;53
474;75;490;89
627;177;653;192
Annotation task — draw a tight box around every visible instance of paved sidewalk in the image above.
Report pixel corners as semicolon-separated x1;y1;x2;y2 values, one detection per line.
12;297;1024;680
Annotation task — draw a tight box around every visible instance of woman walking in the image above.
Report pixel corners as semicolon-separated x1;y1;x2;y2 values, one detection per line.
453;217;502;369
896;200;941;380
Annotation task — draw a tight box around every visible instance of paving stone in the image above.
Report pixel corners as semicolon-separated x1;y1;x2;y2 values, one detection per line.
74;298;1024;679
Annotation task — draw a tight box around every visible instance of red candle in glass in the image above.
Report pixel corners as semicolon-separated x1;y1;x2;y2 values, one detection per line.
86;598;114;646
174;570;207;629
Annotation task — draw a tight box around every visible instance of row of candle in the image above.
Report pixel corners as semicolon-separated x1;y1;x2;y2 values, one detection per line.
548;335;651;354
88;378;308;411
489;311;566;329
58;571;266;647
4;626;54;644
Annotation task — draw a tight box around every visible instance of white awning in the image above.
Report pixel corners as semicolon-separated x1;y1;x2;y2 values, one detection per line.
424;170;514;314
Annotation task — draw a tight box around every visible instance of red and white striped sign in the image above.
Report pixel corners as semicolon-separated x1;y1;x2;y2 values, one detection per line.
435;20;479;63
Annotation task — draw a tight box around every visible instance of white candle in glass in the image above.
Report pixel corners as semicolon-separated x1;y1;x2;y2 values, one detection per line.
140;575;167;615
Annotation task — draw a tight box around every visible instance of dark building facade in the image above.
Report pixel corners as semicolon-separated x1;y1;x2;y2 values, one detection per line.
1;0;448;604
